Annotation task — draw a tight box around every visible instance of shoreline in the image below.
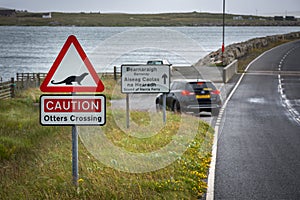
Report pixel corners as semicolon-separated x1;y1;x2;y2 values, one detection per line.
1;11;299;26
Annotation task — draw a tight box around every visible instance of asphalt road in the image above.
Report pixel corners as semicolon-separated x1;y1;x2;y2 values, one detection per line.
214;40;300;199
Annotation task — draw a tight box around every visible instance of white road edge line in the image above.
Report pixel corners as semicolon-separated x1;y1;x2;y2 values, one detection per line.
205;48;275;200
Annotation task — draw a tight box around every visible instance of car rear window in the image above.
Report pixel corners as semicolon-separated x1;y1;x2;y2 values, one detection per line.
186;82;216;91
147;61;163;65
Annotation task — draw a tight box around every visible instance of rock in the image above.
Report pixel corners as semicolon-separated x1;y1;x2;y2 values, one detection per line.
195;31;300;66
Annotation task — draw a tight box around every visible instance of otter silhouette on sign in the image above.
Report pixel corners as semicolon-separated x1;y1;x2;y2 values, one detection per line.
51;73;89;85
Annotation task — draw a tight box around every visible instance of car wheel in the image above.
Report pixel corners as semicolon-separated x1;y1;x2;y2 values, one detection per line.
172;101;181;113
156;103;162;112
155;98;163;112
211;108;220;116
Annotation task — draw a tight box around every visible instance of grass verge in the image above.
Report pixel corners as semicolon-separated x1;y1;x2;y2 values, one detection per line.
0;77;214;199
237;39;297;72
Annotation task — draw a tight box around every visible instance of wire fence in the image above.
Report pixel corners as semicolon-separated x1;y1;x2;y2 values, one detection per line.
0;67;121;100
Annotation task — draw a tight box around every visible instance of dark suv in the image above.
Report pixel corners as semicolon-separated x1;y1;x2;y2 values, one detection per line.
155;79;222;116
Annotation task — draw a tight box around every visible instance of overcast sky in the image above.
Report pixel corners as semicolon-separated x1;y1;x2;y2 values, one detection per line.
1;0;300;16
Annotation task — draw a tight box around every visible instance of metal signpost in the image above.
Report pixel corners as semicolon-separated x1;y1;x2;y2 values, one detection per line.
40;35;105;186
121;64;170;126
222;0;226;65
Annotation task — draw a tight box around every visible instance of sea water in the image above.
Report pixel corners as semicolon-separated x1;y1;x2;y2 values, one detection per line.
0;26;300;81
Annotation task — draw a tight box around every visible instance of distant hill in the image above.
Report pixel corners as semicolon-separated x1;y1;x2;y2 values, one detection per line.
0;7;16;17
0;11;299;26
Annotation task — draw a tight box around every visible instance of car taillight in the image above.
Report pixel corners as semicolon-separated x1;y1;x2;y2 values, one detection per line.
210;90;220;95
181;90;194;96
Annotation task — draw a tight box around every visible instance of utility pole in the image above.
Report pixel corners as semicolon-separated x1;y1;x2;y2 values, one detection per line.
222;0;225;65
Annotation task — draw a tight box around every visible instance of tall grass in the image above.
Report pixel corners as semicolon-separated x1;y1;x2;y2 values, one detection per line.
0;78;214;199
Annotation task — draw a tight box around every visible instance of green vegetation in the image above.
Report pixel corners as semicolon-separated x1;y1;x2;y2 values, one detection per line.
237;39;296;72
1;11;299;26
0;76;214;199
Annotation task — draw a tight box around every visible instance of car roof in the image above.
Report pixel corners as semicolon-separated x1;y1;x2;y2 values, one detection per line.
147;59;170;64
148;59;168;62
172;79;212;83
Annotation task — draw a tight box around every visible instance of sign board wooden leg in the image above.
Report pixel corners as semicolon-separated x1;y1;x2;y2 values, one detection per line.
126;94;130;128
163;93;167;124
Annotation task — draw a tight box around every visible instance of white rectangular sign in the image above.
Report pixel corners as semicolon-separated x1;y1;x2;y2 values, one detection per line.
40;95;106;126
121;65;170;93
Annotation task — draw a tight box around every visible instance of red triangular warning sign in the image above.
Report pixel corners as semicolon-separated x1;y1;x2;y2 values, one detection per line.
40;35;105;93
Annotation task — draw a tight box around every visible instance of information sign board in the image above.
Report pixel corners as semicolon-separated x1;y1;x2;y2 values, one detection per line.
121;65;170;93
40;95;106;126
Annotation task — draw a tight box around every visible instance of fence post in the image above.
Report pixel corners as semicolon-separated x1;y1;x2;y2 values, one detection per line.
26;73;30;89
10;78;15;98
37;73;41;87
114;66;117;81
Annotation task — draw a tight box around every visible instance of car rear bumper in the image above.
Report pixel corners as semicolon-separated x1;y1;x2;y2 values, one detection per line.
184;104;221;113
